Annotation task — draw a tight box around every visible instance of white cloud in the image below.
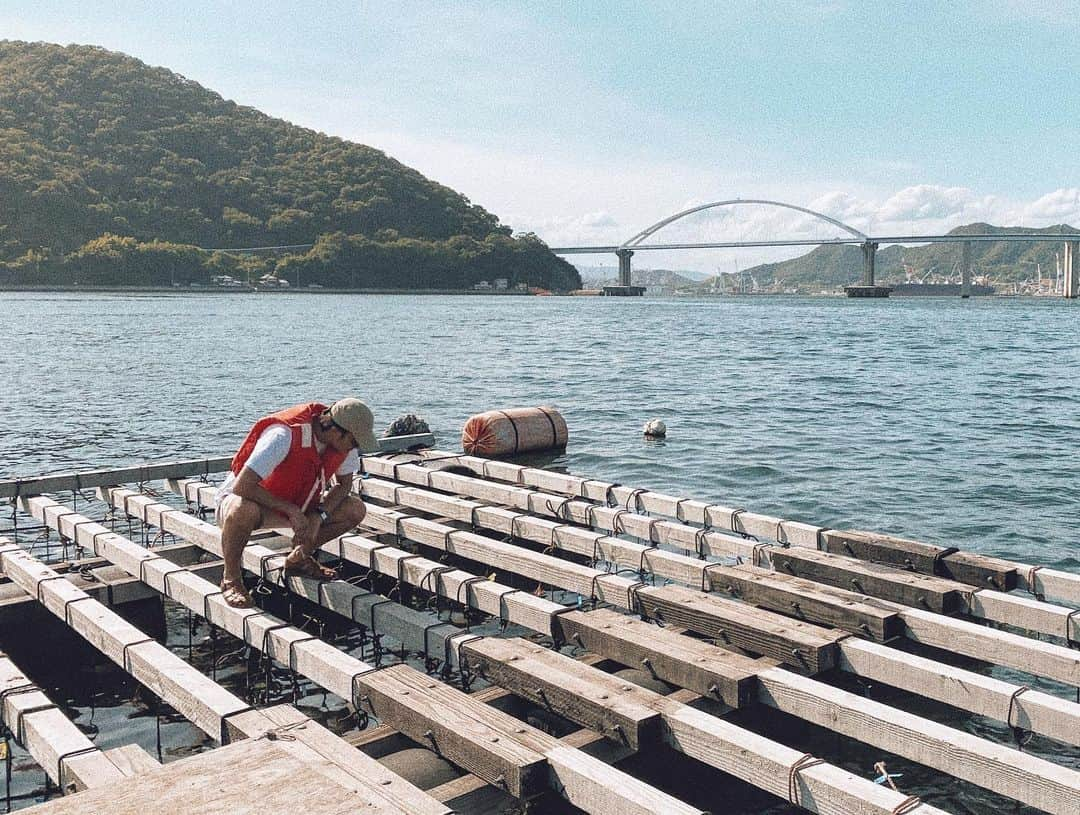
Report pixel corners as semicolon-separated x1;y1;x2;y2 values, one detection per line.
1023;188;1080;223
878;185;975;222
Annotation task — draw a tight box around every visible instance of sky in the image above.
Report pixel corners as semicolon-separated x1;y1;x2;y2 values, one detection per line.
4;1;1080;271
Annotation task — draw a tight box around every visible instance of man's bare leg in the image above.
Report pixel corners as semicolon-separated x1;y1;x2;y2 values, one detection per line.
218;496;264;606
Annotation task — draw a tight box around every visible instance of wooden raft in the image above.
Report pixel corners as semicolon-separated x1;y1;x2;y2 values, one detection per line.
3;453;1079;815
163;477;1080;814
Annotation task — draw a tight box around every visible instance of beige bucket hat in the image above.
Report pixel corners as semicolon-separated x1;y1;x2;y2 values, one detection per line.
330;398;379;453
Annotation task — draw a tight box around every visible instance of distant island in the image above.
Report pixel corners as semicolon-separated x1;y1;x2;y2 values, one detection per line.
0;42;580;291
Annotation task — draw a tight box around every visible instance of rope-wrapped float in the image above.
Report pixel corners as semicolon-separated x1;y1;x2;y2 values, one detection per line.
461;406;568;457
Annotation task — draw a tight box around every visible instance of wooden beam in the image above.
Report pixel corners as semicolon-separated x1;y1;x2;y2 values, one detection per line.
164;483;953;815
631;584;847;674
755;665;1080;815
224;704;453;815
0;538;249;741
0;435;435;501
837;638;1080;748
899;608;1080;687
353;481;1080;692
1;651;124;792
819;529;1018;591
460;636;663;750
410;449;1078;607
35;495;705;815
362;460;1080;643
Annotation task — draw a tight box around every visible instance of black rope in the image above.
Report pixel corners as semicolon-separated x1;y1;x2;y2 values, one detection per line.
496;587;526;631
122;638;155;674
1006;685;1034;749
14;702;56;746
1065;608;1080;648
931;546;959;576
62;596;93;628
390;554;424;601
288;636;319;703
419;565;455;615
625;580;647;615
495;410;521;455
604;483;622;507
56;746;99;788
701;562;726;592
203;590;225;626
456;576;487;632
34;575;68;604
536;406;560;446
636;541;659;582
219;705;254;745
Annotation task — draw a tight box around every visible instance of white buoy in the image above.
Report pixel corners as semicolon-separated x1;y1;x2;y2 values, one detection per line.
643;418;667;438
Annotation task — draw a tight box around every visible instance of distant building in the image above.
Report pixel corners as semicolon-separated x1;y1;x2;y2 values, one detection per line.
493;278;508;290
258;274;290;288
472;280;492;290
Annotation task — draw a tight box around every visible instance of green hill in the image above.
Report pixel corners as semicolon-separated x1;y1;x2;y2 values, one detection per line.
734;223;1080;290
0;41;580;289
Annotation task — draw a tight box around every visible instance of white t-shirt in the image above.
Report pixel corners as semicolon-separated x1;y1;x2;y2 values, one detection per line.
217;425;359;507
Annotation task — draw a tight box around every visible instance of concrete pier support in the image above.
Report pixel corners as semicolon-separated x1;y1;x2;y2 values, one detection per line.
960;241;972;299
861;241;879;286
616;248;634;287
1065;241;1079;299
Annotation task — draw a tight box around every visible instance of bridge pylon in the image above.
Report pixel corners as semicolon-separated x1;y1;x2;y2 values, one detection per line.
616;248;634;286
861;241;878;286
961;241;972;299
1065;241;1079;299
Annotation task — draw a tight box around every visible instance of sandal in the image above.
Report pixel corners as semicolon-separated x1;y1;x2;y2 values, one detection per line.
283;550;338;581
221;578;254;609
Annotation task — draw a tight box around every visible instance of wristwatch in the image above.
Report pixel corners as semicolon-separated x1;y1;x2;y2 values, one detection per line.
317;505;331;524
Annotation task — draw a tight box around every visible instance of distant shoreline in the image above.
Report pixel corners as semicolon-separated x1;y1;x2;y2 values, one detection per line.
0;285;535;295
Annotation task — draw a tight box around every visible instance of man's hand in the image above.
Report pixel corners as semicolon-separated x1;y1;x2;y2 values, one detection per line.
286;505;312;544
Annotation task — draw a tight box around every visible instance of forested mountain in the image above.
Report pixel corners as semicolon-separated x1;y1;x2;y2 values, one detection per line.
740;223;1079;289
0;41;580;289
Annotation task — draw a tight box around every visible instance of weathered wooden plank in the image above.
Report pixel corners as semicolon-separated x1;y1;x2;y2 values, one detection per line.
767;546;968;613
43;495;703;815
461;637;663;750
226;704;453;815
101;745;160;778
653;698;950;815
1019;565;1080;609
24;737;406;815
838;639;1080;748
414;449;1073;604
634;584;846;674
357;664;548;799
0;652;124;793
900;607;1080;687
819;529;1019;591
707;564;904;641
969;590;1080;645
0;539;248;741
556;609;769;707
756;666;1080;815
0;435;434;500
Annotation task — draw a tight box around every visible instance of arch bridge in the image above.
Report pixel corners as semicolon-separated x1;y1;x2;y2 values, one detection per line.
551;199;1080;298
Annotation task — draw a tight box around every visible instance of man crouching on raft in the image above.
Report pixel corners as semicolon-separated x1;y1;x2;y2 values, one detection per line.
215;398;379;608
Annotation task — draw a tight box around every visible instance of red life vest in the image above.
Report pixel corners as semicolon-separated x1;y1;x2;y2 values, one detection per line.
230;402;349;511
